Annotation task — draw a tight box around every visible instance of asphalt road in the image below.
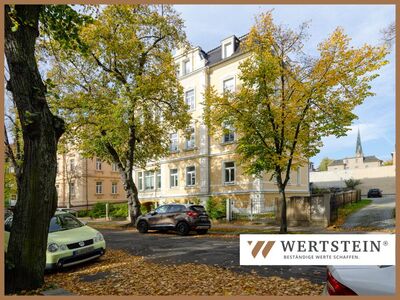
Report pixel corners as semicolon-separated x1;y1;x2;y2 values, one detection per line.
342;196;396;229
99;229;326;284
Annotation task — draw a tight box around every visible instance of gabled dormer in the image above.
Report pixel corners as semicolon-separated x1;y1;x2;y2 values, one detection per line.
221;35;239;59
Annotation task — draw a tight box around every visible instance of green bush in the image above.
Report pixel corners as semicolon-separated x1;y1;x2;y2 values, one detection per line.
344;178;362;189
110;203;128;218
206;197;226;220
88;202;107;218
77;210;90;218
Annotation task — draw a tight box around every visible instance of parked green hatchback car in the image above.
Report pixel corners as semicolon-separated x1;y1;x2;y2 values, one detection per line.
4;211;106;270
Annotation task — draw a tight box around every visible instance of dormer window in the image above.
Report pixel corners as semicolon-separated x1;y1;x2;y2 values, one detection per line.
221;36;237;59
224;42;233;58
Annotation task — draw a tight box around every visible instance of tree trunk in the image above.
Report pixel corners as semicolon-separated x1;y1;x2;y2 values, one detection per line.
119;170;141;225
5;5;65;293
279;186;288;233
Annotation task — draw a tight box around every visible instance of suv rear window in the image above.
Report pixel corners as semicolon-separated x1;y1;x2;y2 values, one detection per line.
190;205;206;213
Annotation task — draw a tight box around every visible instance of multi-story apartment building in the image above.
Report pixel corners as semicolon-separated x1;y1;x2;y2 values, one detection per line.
56;152;126;209
134;34;310;213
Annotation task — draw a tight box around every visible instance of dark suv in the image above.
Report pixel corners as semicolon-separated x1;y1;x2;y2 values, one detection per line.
136;204;211;236
367;188;383;198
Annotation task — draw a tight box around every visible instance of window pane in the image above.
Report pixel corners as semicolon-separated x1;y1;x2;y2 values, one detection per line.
138;172;143;190
223;78;234;92
170;169;178;187
170;133;178;151
155;205;168;214
185;90;195;110
145;171;155;190
157;170;161;189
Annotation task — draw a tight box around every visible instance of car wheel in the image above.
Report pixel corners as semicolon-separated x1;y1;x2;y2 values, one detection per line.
137;221;149;233
176;222;190;236
196;229;208;235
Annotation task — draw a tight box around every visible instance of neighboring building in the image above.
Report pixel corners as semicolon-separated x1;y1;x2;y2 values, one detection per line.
310;131;395;195
134;35;310;213
56;152;126;209
327;129;383;171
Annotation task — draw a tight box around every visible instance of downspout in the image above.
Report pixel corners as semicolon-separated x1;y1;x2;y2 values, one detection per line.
86;158;88;210
205;66;211;199
62;153;66;207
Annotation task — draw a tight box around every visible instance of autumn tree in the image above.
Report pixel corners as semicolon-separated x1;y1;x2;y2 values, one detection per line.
381;22;395;47
318;157;333;171
204;12;388;233
47;5;190;224
4;5;91;293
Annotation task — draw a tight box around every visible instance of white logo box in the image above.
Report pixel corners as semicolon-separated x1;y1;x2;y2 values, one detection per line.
240;234;396;265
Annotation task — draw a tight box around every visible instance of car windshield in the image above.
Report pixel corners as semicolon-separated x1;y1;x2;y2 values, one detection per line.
49;213;84;233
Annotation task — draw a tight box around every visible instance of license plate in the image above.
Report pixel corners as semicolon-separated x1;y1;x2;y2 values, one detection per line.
73;246;94;256
196;225;209;229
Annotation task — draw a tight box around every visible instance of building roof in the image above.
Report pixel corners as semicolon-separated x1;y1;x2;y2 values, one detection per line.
364;155;382;163
329;159;345;166
205;34;248;66
328;155;383;167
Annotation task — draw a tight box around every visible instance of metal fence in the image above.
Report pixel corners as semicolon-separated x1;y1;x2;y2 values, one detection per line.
329;189;361;224
227;196;276;223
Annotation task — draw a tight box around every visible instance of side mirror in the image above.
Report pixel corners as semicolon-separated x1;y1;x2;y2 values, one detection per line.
150;211;157;216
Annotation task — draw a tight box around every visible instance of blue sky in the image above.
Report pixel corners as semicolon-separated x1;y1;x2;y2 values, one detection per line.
174;4;396;166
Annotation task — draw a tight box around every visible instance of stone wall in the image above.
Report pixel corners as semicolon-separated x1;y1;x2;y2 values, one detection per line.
275;190;360;227
310;165;395;196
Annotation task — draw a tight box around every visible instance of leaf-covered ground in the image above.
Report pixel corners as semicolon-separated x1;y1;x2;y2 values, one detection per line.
45;249;324;296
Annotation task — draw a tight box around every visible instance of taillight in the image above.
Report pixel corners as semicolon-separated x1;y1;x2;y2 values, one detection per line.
186;211;199;218
327;270;357;295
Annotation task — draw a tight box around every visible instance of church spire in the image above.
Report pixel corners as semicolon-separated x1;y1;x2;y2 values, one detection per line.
355;128;363;157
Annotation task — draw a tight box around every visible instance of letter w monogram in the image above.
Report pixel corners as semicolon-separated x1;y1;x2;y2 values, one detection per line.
249;241;275;258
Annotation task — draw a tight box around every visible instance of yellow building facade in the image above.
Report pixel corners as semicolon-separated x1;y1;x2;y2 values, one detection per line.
135;35;310;212
56;152;126;209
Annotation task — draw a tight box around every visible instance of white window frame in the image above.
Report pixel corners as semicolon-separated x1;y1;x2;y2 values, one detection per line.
96;158;102;170
222;122;235;143
144;171;155;190
223;161;236;185
223;77;235;93
112;163;118;172
170;132;179;152
185;126;195;149
223;42;233;58
156;170;161;189
170;168;178;188
95;181;103;194
185;89;195;111
69;181;76;197
138;171;144;191
183;59;191;75
111;182;118;194
186;166;196;187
